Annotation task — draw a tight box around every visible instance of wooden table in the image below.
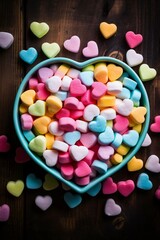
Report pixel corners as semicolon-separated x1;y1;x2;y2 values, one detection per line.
0;0;160;239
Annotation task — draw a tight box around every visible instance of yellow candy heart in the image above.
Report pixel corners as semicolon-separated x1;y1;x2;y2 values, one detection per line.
46;95;62;115
127;156;143;172
41;42;60;58
6;180;24;197
30;22;49;38
100;22;117;39
129;107;147;124
33;116;51;135
111;153;123;165
43;173;59;191
20;89;36;106
29;135;46;155
45;132;55;149
107;64;123;81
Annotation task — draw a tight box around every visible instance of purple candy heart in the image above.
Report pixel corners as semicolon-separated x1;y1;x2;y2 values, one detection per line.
104;198;121;216
0;32;14;49
35;195;52;211
0;204;10;221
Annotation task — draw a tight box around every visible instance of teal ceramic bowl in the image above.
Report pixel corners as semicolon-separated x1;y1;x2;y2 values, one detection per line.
13;57;150;193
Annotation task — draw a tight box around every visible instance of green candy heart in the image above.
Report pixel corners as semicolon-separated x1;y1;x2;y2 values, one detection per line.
30;22;49;38
29;135;46;155
41;42;60;58
28;100;46;116
139;63;157;81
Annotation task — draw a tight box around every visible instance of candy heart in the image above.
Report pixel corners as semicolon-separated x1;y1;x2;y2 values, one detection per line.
127;156;143;172
21;113;33;130
126;49;143;67
141;133;151;147
115;99;133;116
43;149;58;166
80;132;97;148
41;42;60;58
33;116;51;135
36;83;50;100
15;146;30;163
26;173;42;189
28;100;46;116
35;195;52;211
0;204;10;222
30;21;49;38
69;145;88;161
20;89;36;106
0;32;14;49
29;135;46;155
45;76;61;93
102;177;117;194
63;131;81;145
88;115;106;133
6;180;24;197
0;135;10;152
98;126;114;145
82;41;99;57
125;31;143;48
117;180;135;197
145;155;160;173
43;173;59;191
150;115;160;132
91;82;107;99
64;192;82;208
63;35;80;53
38;67;53;83
113;114;129;133
107;64;123;81
87;182;101;196
98;146;114;161
104;198;121;216
129;106;147;124
19;47;38;64
155;186;160;200
83;104;100;121
69;79;87;97
75;161;91;177
79;71;94;87
100;22;117;39
139;64;157;81
123;130;139;147
136;173;153;190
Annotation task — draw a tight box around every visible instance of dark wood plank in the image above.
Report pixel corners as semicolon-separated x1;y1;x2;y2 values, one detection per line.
0;0;160;239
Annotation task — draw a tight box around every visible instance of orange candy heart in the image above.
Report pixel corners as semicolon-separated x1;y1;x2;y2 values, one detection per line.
127;156;143;172
129;107;147;124
107;64;123;81
33;116;51;134
100;22;117;39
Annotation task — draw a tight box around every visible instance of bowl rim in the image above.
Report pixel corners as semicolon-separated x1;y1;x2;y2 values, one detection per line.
13;56;150;194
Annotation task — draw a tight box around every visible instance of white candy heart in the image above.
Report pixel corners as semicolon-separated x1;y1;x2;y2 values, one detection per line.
106;81;122;95
69;145;89;161
43;149;58;167
100;108;116;120
61;76;72;91
83;104;100;121
126;49;143;67
145;155;160;173
115;99;133;116
45;76;61;93
48;121;64;136
35;195;52;211
104;198;121;216
141;133;151;147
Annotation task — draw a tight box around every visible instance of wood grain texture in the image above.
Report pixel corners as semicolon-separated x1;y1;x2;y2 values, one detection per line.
0;0;160;239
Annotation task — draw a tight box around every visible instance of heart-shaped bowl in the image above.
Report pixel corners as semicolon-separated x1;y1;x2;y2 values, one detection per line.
13;57;150;193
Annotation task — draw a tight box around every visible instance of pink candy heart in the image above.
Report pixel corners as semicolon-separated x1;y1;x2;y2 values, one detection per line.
98;146;114;161
150;115;160;132
91;82;107;99
63;35;80;53
125;31;143;48
37;67;53;83
102;177;117;194
155;186;160;200
70;79;87;97
0;135;11;152
0;204;10;222
117;180;135;197
82;41;99;57
113;114;129;133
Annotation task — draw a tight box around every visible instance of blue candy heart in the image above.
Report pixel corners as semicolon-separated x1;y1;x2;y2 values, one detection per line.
64;192;82;208
137;173;153;190
79;71;94;86
98;126;114;145
123;130;139;147
89;115;106;133
63;130;81;145
26;173;42;189
19;47;38;64
87;182;102;196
